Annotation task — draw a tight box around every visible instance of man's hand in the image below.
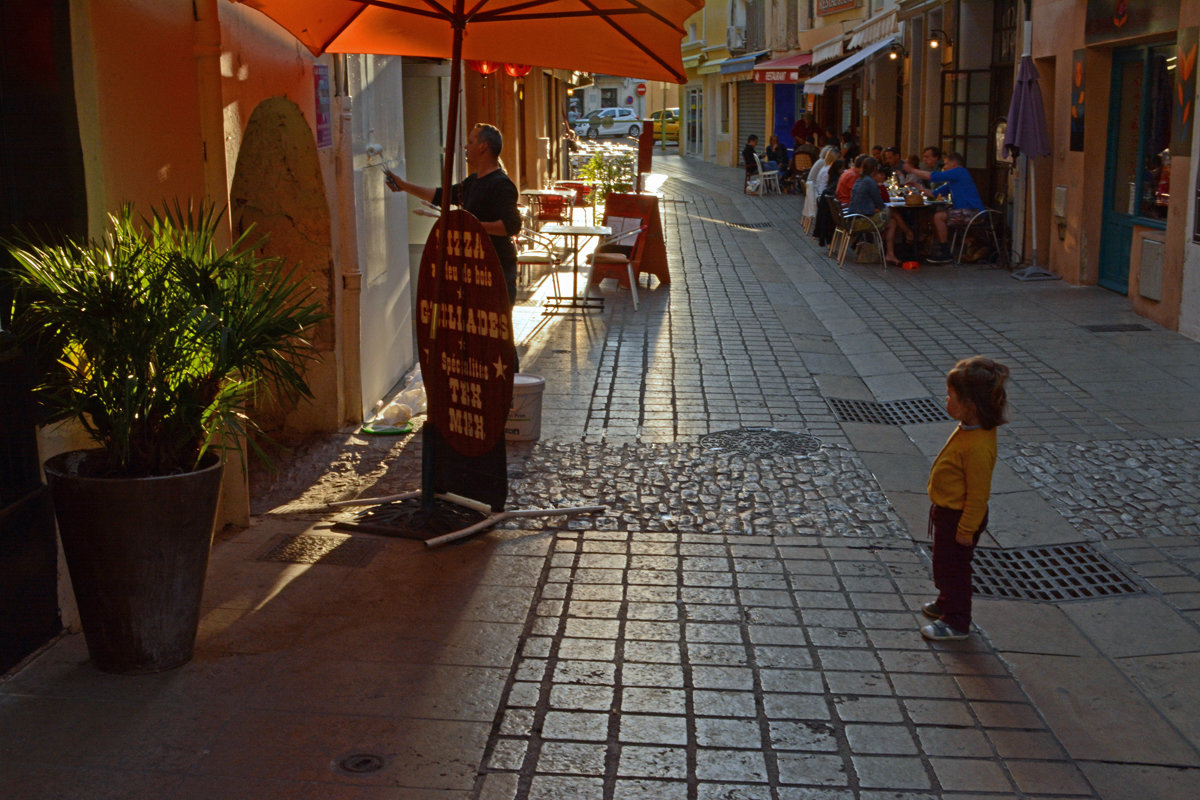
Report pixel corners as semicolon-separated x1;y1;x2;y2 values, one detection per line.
383;169;401;192
955;530;976;547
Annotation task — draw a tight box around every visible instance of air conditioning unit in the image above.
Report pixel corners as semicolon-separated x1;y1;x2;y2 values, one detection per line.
727;25;745;50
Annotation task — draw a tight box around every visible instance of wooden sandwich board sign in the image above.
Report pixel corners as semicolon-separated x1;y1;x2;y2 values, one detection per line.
416;208;515;509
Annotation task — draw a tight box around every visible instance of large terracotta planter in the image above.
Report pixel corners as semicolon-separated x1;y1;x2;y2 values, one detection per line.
44;450;223;674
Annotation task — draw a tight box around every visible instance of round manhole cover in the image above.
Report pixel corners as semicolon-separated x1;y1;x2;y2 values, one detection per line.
699;428;821;456
337;753;385;774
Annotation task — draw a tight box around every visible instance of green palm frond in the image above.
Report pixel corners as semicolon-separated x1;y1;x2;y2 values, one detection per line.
3;201;329;477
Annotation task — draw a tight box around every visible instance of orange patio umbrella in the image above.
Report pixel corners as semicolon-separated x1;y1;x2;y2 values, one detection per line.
233;0;700;511
234;0;699;83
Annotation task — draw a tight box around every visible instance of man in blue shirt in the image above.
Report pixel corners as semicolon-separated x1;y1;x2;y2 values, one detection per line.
902;151;982;263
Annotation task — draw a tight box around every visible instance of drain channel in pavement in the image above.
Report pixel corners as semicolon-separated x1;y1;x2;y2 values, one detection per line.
827;397;951;426
256;532;381;567
1082;323;1152;332
698;427;822;457
967;543;1143;601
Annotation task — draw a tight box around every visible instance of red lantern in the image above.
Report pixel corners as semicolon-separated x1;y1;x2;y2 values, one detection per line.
466;59;501;76
504;63;532;78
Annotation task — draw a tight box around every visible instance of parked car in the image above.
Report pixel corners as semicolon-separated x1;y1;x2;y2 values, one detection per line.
650;108;680;142
575;107;641;139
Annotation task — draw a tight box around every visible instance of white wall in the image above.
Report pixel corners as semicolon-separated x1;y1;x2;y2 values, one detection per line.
348;55;419;414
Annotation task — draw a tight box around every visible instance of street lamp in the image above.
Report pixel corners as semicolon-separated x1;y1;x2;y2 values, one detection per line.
927;29;952;50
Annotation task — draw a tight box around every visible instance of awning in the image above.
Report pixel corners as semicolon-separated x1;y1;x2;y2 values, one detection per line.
803;37;896;96
720;50;768;75
848;10;899;49
752;53;813;83
697;56;728;75
812;37;845;65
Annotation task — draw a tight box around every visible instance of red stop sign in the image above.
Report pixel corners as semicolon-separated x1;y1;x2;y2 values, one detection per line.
636;83;647;96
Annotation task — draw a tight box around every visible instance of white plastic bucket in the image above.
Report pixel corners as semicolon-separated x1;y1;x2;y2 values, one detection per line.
505;373;546;442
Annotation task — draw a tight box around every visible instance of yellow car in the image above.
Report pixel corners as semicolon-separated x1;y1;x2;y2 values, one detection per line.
650;108;680;142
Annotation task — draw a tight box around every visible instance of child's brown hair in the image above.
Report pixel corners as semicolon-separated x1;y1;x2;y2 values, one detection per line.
948;356;1010;430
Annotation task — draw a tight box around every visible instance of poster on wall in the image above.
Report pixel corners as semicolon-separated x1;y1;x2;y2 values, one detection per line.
313;65;332;149
1172;28;1197;158
1070;50;1085;152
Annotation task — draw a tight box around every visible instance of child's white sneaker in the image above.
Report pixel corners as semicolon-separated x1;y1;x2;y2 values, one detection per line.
921;620;968;641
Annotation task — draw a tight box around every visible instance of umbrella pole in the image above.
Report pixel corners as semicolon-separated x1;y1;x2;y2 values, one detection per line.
1012;155;1059;280
422;6;466;508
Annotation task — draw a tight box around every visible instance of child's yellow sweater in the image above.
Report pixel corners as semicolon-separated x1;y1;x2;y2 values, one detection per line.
927;425;997;536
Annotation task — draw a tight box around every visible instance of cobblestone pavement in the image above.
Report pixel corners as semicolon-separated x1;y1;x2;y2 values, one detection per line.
5;154;1200;799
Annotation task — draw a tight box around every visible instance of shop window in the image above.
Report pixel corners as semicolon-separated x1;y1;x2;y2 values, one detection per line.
1109;45;1173;221
940;69;992;170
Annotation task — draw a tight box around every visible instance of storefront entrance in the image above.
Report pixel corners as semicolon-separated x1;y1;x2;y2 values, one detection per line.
1100;44;1174;294
685;87;702;156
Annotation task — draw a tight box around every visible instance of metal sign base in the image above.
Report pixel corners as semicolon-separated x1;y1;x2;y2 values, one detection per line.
1011;264;1060;281
330;491;606;548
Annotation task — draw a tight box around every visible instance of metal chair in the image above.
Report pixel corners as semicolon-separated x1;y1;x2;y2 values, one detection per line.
840;212;888;269
745;153;781;196
528;189;574;231
515;228;565;294
553;180;596;223
950;208;1004;266
585;221;647;310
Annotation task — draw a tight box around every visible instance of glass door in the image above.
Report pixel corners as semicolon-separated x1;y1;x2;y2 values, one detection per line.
1100;44;1174;293
685;87;702;155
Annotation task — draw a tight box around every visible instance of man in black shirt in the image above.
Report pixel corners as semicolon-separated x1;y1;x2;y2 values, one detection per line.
384;123;523;306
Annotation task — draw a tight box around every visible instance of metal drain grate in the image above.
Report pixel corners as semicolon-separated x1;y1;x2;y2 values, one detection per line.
727;221;773;230
971;543;1142;601
828;397;951;426
257;532;381;567
699;427;821;456
1082;323;1151;332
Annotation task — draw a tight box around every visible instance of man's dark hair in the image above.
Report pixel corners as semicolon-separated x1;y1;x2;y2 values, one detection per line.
922;145;942;159
747;134;759;143
884;146;900;155
475;123;503;157
945;151;965;166
860;157;880;176
854;153;869;167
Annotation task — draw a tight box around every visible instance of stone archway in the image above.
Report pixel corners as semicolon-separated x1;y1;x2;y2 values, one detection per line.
230;97;338;433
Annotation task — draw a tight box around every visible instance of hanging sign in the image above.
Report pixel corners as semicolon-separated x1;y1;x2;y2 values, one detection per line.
416;209;515;458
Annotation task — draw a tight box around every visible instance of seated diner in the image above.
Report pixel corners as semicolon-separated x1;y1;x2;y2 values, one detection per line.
901;151;983;264
848;157;903;266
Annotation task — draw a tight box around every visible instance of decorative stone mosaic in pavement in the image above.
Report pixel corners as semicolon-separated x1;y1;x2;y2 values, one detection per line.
506;440;904;539
1002;438;1200;541
474;530;1099;800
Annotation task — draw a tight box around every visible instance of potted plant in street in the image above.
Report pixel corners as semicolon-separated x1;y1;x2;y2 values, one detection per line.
3;202;326;673
577;149;637;213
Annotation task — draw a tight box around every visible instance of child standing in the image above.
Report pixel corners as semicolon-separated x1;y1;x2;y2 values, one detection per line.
922;357;1010;641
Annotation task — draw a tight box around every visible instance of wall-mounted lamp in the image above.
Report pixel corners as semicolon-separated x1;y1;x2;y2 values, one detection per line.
888;42;908;61
927;29;952;50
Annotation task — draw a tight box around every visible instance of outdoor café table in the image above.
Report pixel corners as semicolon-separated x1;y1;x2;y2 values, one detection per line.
540;222;611;312
521;188;576;230
887;198;949;259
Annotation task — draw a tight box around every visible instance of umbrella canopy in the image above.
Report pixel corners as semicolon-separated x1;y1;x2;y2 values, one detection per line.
235;0;700;83
1003;55;1050;159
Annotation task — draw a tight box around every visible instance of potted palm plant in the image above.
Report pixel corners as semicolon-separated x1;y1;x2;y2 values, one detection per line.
3;202;326;673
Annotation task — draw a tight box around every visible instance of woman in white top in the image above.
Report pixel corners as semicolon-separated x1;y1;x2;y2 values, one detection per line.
811;146;838;198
